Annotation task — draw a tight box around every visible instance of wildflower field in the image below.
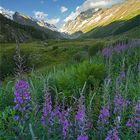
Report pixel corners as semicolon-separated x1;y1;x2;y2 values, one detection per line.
0;40;140;140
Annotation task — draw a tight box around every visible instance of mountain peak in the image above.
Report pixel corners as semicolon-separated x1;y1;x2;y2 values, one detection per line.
0;7;58;31
61;0;140;34
0;6;14;20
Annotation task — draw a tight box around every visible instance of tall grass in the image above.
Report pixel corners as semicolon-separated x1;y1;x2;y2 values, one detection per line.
0;40;140;139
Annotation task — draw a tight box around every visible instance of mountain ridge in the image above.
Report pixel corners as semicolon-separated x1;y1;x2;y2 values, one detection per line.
0;14;63;42
0;7;57;31
61;0;140;34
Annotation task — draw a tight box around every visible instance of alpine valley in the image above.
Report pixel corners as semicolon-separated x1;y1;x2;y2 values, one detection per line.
0;0;140;139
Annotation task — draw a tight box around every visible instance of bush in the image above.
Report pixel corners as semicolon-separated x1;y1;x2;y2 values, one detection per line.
50;61;105;98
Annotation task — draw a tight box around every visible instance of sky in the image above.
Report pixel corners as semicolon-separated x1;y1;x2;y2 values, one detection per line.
0;0;126;28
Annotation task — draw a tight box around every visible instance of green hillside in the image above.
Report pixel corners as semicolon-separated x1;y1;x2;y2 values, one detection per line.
82;15;140;38
0;14;63;43
1;25;139;80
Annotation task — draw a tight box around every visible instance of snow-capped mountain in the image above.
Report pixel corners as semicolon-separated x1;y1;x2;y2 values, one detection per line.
61;0;140;34
0;6;14;20
0;6;57;31
37;20;57;31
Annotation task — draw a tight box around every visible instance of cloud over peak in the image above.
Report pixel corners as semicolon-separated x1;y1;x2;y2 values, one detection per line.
34;11;48;19
60;6;68;13
64;0;126;22
46;18;60;25
33;10;60;25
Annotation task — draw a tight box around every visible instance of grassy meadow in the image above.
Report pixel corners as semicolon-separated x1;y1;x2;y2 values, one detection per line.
0;35;140;139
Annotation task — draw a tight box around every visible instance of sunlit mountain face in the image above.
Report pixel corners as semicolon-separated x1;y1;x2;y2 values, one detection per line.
61;0;140;34
0;0;128;29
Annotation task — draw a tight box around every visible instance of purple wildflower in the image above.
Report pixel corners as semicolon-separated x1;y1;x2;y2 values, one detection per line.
14;115;19;121
14;80;31;122
105;128;119;140
60;109;69;138
102;48;112;57
98;105;110;128
114;43;128;53
54;105;70;138
77;135;88;140
126;100;140;133
75;95;89;140
63;119;69;138
41;91;52;126
75;105;85;121
126;119;132;127
113;94;128;115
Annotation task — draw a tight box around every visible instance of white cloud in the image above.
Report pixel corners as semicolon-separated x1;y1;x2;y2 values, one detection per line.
46;18;60;25
34;11;48;19
33;10;60;25
60;6;68;13
0;6;14;15
64;0;126;22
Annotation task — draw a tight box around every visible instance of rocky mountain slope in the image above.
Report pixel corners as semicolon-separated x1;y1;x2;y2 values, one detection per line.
0;14;63;42
13;12;57;31
0;6;57;31
61;0;140;34
82;14;140;38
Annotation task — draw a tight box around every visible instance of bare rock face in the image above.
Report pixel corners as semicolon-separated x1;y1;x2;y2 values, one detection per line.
13;12;57;31
61;0;140;34
13;12;38;27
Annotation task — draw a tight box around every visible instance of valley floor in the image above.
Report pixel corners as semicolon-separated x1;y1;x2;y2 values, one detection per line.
0;38;140;139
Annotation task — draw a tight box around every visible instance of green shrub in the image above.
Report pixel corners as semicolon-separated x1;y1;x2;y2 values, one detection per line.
50;61;105;98
0;107;17;139
0;81;14;111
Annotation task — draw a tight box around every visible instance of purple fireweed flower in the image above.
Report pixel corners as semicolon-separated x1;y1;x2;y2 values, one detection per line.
75;95;86;122
75;105;85;121
41;92;52;126
97;104;110;132
126;100;140;133
59;109;69;138
14;115;19;121
63;119;69;138
113;94;128;115
114;43;128;53
98;105;110;126
14;80;31;122
77;135;88;140
105;128;119;140
102;48;112;57
126;119;132;127
54;105;70;138
75;95;89;140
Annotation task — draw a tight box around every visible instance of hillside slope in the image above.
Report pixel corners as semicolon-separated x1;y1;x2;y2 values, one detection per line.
0;14;63;42
82;15;140;38
61;0;140;34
